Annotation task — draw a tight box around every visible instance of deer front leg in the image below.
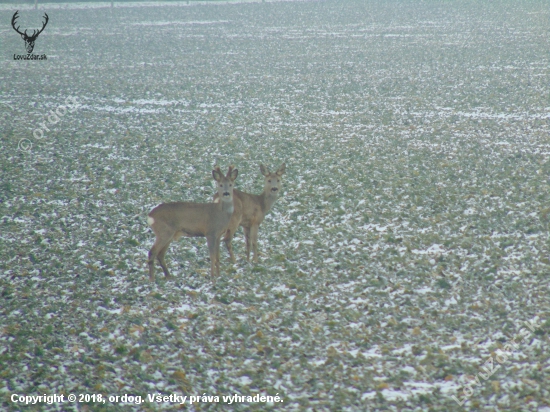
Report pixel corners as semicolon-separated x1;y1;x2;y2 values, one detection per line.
224;207;241;263
250;225;259;263
206;235;220;278
216;236;222;277
243;226;251;262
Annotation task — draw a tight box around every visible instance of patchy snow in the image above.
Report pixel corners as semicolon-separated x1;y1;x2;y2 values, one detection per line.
2;0;549;410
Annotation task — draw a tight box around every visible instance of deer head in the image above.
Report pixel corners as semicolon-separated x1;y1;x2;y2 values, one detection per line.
12;11;49;54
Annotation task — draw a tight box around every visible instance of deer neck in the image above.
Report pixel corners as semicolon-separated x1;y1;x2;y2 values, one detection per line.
220;197;234;215
261;190;278;214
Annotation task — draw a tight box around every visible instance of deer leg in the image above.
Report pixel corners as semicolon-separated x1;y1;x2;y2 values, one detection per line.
243;226;251;262
222;209;240;263
206;235;219;278
148;237;171;281
157;243;173;279
250;225;260;263
224;228;236;263
216;236;222;277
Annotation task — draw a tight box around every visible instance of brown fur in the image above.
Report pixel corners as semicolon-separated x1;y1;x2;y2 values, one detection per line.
215;163;285;263
147;166;238;281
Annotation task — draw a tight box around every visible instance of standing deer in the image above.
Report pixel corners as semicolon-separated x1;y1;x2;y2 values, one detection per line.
147;166;239;281
215;163;286;263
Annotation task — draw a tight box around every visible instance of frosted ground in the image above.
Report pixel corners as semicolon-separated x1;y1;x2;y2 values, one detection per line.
1;0;549;410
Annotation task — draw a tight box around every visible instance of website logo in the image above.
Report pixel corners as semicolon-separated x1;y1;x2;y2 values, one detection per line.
12;10;48;60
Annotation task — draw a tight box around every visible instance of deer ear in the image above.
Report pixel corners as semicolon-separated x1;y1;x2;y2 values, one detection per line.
276;163;286;176
260;164;269;176
212;168;223;182
226;165;238;180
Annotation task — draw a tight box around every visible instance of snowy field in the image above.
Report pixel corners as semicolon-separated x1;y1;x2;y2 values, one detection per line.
1;0;549;410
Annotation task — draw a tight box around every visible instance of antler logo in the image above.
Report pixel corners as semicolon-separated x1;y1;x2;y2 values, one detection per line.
12;11;49;54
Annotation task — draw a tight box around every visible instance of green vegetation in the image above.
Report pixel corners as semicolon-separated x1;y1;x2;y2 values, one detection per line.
1;0;549;410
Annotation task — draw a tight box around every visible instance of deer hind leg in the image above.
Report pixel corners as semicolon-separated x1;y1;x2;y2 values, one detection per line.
148;236;172;281
250;225;260;263
157;242;173;279
243;226;251;262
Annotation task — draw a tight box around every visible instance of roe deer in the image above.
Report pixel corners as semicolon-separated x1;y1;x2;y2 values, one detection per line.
215;163;285;263
147;166;239;281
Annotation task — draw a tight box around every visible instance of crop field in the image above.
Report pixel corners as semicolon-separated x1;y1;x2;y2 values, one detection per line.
1;0;550;410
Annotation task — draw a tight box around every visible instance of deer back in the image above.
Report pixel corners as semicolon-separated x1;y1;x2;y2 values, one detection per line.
149;201;232;237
